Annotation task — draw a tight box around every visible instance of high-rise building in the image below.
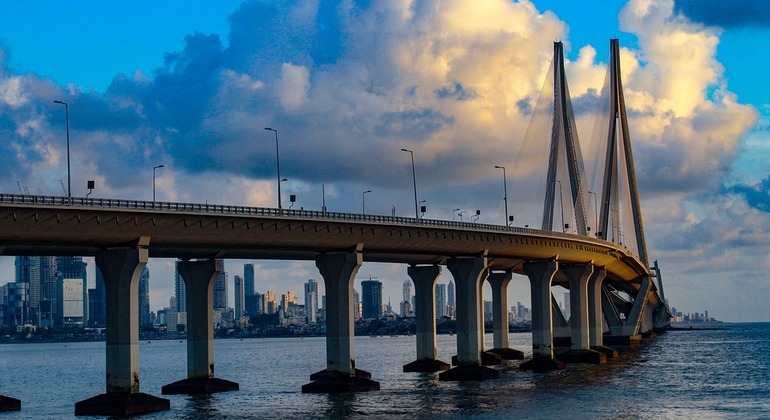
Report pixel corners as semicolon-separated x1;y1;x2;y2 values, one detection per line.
88;268;106;326
563;292;570;316
304;279;319;324
435;283;447;319
138;267;151;327
264;290;276;314
401;279;412;317
1;282;29;327
15;256;40;323
62;278;84;325
243;263;255;297
234;275;245;320
353;289;360;321
361;280;382;320
174;261;186;313
447;279;455;316
55;256;87;326
213;261;227;310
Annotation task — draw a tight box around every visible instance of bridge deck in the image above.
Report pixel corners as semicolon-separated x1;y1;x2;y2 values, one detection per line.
0;194;649;285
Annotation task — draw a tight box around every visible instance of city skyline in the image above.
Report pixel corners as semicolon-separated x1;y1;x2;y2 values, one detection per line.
1;1;769;321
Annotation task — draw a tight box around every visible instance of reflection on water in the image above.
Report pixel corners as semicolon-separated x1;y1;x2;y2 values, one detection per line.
1;324;769;418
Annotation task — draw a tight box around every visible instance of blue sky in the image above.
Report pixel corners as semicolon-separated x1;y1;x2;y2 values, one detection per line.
1;0;769;321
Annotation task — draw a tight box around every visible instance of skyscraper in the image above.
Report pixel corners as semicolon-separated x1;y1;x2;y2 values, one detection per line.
55;256;87;326
213;266;228;311
234;275;245;320
401;279;412;317
304;279;319;324
243;263;255;296
175;261;186;313
88;268;106;326
447;279;455;306
361;279;382;320
62;278;84;325
138;267;151;327
435;283;447;319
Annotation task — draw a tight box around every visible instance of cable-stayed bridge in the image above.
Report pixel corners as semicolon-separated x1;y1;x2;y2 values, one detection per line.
0;39;669;415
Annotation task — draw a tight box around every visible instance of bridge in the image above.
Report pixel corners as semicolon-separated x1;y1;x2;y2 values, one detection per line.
0;39;669;415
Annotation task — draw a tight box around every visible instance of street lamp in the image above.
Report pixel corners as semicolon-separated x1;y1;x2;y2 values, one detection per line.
494;165;510;226
264;127;282;209
458;210;466;222
362;190;372;214
400;148;418;218
53;100;71;201
153;164;164;202
555;179;565;232
452;208;460;221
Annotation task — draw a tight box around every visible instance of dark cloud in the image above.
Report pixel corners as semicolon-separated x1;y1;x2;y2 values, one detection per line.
434;83;477;101
375;109;454;139
675;0;770;28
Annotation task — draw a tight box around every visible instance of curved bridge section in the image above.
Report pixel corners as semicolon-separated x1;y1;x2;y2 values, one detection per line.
0;194;647;282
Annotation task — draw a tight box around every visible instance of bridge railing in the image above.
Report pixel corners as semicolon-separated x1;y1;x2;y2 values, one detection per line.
0;193;613;245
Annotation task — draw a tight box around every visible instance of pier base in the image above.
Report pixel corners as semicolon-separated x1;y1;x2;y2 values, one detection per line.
519;355;566;372
557;349;607;364
74;392;170;417
162;378;239;395
0;395;20;412
439;365;500;381
604;334;642;345
302;369;379;393
403;359;450;372
451;351;502;366
591;345;619;358
487;347;525;360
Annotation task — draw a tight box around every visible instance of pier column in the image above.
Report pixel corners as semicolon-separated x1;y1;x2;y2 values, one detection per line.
520;259;564;371
588;268;617;358
487;271;524;360
162;259;239;394
559;264;606;364
303;245;379;392
75;244;170;416
439;254;499;381
604;275;652;345
403;265;450;372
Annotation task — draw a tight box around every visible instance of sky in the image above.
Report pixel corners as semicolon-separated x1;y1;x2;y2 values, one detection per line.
1;0;769;322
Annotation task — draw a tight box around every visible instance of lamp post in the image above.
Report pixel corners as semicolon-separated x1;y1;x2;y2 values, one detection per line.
458;210;466;222
400;148;418;218
555;179;565;232
494;165;510;226
264;127;282;209
452;208;460;221
153;164;164;202
362;190;372;214
53;100;71;201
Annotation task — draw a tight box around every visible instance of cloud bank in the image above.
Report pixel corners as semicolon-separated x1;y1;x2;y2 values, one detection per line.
0;0;765;320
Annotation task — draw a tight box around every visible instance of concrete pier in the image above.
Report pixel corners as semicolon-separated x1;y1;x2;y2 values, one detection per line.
487;271;524;360
520;260;565;371
303;246;380;392
440;255;499;381
403;265;450;372
75;245;170;416
0;395;20;412
558;264;606;365
588;268;618;358
162;259;239;395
